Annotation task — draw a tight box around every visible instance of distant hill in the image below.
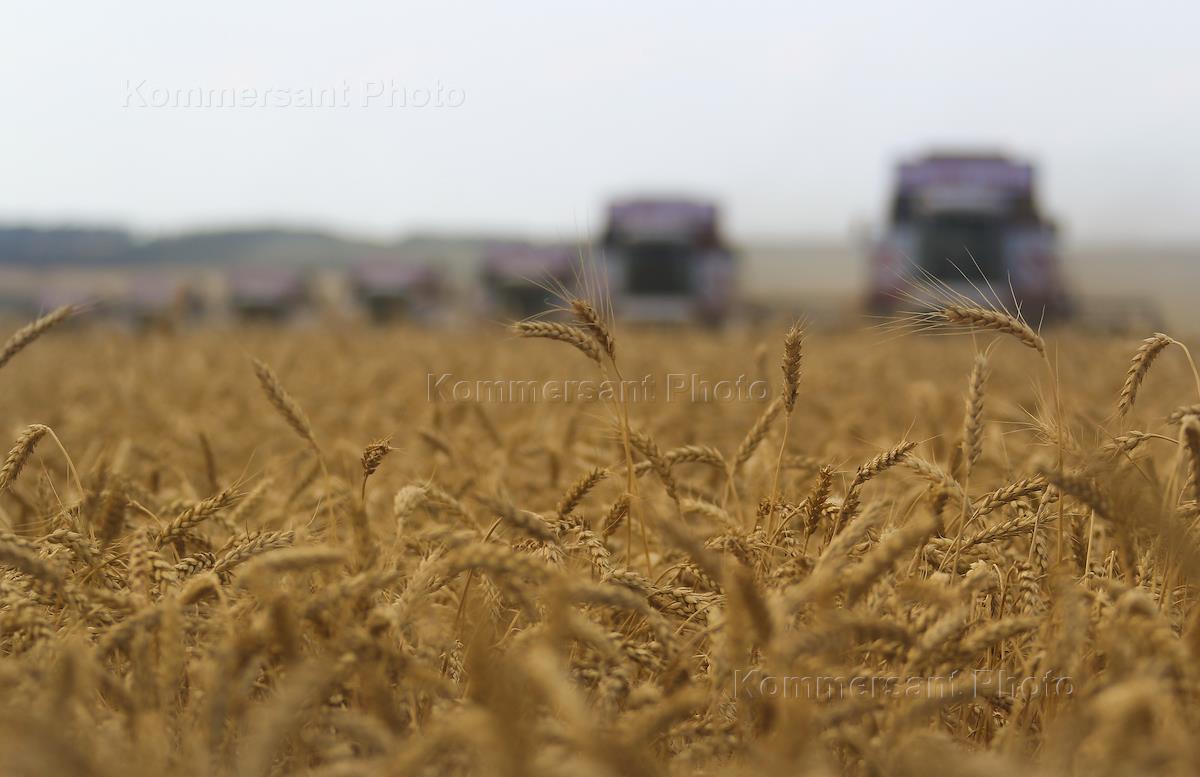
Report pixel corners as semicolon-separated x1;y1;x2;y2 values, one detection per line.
120;229;396;267
0;225;527;274
0;225;400;268
0;226;134;265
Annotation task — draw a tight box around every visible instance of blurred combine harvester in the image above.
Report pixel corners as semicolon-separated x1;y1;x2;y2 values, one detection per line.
349;261;444;323
480;242;575;318
122;273;204;329
601;197;735;325
227;266;310;322
868;152;1070;321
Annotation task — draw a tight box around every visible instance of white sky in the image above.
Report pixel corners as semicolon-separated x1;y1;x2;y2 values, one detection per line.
3;1;1198;243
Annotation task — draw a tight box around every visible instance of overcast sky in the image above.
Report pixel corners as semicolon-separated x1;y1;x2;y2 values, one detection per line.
3;1;1198;243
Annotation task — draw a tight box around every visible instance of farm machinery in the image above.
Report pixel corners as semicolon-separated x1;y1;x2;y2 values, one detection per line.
867;152;1070;321
600;197;735;326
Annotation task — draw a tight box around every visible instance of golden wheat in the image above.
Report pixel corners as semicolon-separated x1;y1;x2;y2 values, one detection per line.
0;312;1194;777
940;304;1046;354
0;304;74;371
1118;332;1174;417
252;357;320;451
0;423;50;492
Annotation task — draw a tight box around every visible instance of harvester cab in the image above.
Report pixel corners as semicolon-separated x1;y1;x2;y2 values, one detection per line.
601;198;735;325
868;153;1069;321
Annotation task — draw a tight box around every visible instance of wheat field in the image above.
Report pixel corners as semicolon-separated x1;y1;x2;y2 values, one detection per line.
2;304;1199;777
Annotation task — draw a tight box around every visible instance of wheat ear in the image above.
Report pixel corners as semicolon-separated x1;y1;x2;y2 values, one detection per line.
1117;333;1173;417
360;436;394;503
1181;416;1200;505
767;321;804;538
0;305;74;371
252;358;320;452
511;321;602;366
940;305;1045;354
0;424;50;492
962;352;989;476
570;298;616;362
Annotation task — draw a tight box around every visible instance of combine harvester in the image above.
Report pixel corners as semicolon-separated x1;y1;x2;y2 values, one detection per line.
475;200;735;325
866;151;1168;331
121;272;205;329
600;197;735;326
349;260;445;324
868;152;1071;323
227;265;311;322
480;242;576;319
